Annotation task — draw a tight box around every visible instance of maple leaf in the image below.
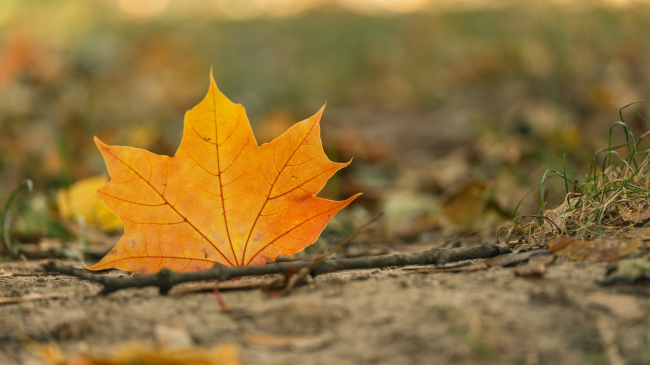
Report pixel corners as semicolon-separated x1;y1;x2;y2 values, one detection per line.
86;73;360;274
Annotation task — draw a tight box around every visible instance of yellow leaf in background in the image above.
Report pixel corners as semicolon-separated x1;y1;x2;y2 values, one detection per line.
442;182;486;230
24;340;67;365
57;175;123;232
28;340;243;365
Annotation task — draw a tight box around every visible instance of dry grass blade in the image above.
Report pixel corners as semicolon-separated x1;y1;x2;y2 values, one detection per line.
0;291;74;305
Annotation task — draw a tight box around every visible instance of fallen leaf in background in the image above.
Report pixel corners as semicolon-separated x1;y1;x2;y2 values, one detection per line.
549;238;641;261
441;181;507;230
57;175;123;232
547;238;573;252
513;255;553;278
620;207;650;224
628;227;650;240
426;152;471;192
29;341;243;365
542;200;570;235
0;31;62;87
87;73;359;274
442;181;486;230
382;190;439;239
24;341;67;365
531;254;554;265
513;260;545;277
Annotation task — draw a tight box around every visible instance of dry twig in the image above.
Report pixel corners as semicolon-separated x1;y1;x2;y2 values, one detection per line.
43;244;511;295
265;212;383;296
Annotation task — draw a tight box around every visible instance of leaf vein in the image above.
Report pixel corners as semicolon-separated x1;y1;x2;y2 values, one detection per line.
102;147;234;266
246;202;344;265
212;86;239;266
268;166;339;200
241;115;321;263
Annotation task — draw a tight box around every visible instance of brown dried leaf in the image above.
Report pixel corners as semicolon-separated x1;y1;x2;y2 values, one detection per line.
441;181;487;230
529;254;555;265
627;227;650;240
542;198;577;234
620;208;650;224
548;238;573;252
550;238;641;262
513;259;550;278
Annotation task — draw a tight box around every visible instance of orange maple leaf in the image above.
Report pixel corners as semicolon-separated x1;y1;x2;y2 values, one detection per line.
86;73;360;274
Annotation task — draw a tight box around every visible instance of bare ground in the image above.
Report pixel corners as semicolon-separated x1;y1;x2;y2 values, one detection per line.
1;249;650;365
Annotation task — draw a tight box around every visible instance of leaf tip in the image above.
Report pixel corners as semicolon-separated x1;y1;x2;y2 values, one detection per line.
93;136;108;149
339;192;363;207
82;260;95;271
307;104;327;129
209;67;217;87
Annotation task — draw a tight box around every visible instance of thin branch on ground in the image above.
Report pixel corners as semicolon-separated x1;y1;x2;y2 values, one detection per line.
266;211;384;296
312;212;384;268
42;244;511;295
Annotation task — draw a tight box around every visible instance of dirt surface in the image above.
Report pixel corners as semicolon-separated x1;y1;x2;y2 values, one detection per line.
2;247;650;365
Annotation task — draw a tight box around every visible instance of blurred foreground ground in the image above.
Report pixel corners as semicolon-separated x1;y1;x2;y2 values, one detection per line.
3;250;650;365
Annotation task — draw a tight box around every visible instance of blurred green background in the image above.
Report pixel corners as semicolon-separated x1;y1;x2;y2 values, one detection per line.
1;0;649;243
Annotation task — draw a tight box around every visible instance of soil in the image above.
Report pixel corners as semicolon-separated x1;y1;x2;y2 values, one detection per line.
2;247;650;365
